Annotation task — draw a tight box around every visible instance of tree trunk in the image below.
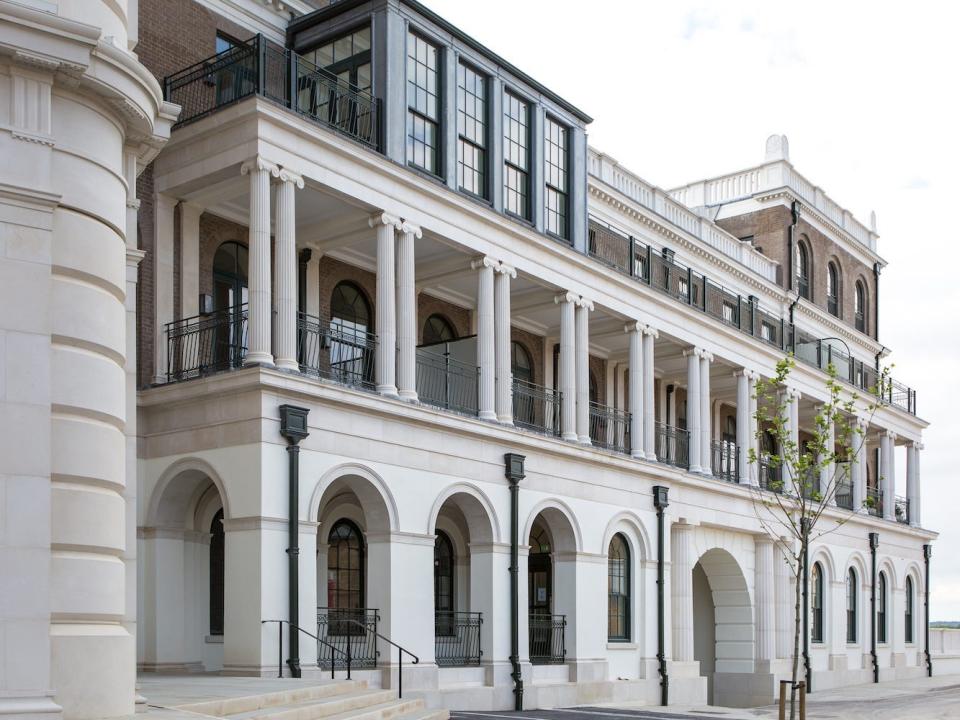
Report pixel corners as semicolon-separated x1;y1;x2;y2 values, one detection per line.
791;551;803;720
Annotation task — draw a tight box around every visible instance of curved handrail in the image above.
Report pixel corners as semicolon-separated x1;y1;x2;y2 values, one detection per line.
262;619;351;680
336;618;418;697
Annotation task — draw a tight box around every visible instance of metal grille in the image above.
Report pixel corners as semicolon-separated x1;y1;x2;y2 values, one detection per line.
588;401;631;454
894;496;910;524
434;611;482;666
166;305;247;381
836;479;854;510
710;440;739;483
866;486;883;517
529;613;566;665
416;349;479;415
317;608;379;669
512;379;562;436
758;455;783;493
298;312;376;390
654;422;689;469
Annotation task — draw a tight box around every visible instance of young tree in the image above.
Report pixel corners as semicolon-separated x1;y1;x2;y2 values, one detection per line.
748;356;890;720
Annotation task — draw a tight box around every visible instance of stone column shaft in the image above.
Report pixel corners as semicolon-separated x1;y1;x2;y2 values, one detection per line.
700;352;712;474
642;328;657;461
736;370;751;484
494;263;515;423
820;406;835;503
627;323;643;458
556;293;577;441
372;213;400;396
755;536;776;662
671;522;694;661
397;222;421;400
153;192;176;381
685;349;702;472
475;257;497;420
749;376;758;477
853;420;868;511
179;202;202;319
575;298;592;444
274;170;302;371
243;158;278;366
907;442;920;527
880;431;895;521
774;537;793;659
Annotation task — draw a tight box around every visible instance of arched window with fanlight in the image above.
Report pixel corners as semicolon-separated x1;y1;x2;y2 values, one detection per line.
422;314;457;345
330;281;374;386
877;571;888;643
512;341;537;428
827;261;840;317
846;567;858;643
811;562;824;643
796;239;811;299
607;533;630;641
434;531;455;635
855;280;868;333
905;575;914;644
327;519;365;610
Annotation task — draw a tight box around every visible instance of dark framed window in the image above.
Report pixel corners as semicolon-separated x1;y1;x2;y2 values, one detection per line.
846;568;857;643
303;25;372;92
330;281;373;385
796;239;811;300
457;62;487;198
877;571;887;643
544;116;568;239
406;32;440;175
855;280;867;333
607;533;630;641
528;521;552;614
827;262;840;317
511;341;534;383
905;576;914;644
212;241;249;311
503;91;530;219
423;314;457;345
327;519;365;609
434;531;455;615
209;509;224;636
811;562;824;643
216;33;239;55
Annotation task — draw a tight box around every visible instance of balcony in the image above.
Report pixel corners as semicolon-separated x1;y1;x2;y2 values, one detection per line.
163;35;380;151
894;496;910;525
711;440;739;483
512;379;562;436
866;487;884;518
588;401;631;454
416;341;479;416
836;479;854;510
654;422;690;470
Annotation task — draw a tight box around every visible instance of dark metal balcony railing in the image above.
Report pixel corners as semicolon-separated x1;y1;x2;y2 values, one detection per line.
298;312;377;390
529;613;566;665
415;348;479;415
710;440;739;483
758;455;783;493
513;379;562;436
588;401;631;454
434;611;482;666
166;304;247;381
835;479;854;510
654;422;690;470
894;496;910;525
317;608;379;669
164;35;381;150
866;486;884;518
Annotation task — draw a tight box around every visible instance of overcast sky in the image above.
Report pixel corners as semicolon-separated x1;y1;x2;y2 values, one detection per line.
424;0;960;619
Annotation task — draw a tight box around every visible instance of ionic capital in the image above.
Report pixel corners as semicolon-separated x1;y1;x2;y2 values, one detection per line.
400;220;423;239
700;350;714;363
369;211;402;230
642;324;659;339
912;441;924;451
240;155;280;177
278;167;304;189
471;255;498;271
624;321;643;335
575;296;594;311
554;290;578;305
495;262;517;278
683;347;703;359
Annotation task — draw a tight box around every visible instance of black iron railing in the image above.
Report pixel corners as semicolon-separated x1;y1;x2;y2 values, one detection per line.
316;608;379;670
588;401;631;454
262;619;350;680
434;611;482;666
513;379;562;436
529;613;566;665
164;35;381;150
416;349;479;415
711;440;739;483
758;455;783;493
836;479;854;510
299;312;377;390
895;496;910;525
866;487;883;517
166;305;247;381
654;422;690;470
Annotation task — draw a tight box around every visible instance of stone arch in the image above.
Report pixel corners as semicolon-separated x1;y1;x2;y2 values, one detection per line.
147;456;231;527
522;498;582;553
310;463;398;532
427;482;501;545
878;557;899;589
600;510;651;562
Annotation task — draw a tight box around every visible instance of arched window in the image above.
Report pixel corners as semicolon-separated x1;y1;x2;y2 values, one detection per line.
855;280;867;333
796;239;811;300
330;282;373;385
212;241;248;311
827;262;840;317
423;314;457;345
511;341;534;384
327;519;365;610
811;562;824;643
846;568;857;643
209;509;224;636
434;531;455;635
905;576;914;644
877;571;888;643
528;521;552;614
607;534;630;641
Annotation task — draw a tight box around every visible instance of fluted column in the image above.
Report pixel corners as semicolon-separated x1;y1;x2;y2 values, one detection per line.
371;212;400;396
699;352;713;475
494;263;516;423
907;442;922;526
642;327;657;460
820;405;835;504
555;292;578;441
853;418;868;512
755;535;776;663
782;387;800;485
274;168;303;371
671;521;694;661
626;322;643;459
179;202;202;319
242;157;279;366
775;536;793;659
749;375;759;478
575;297;593;444
880;430;895;521
397;221;421;400
474;257;497;420
684;348;702;473
735;370;752;484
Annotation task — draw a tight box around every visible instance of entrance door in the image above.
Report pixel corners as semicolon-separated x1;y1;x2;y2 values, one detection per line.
528;522;554;661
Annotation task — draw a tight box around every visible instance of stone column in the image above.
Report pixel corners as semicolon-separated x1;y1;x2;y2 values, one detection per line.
671;521;694;661
907;442;921;527
880;430;896;521
274;169;303;371
242;157;279;366
684;349;702;472
782;388;800;486
755;536;776;664
749;374;759;474
153;192;176;382
555;292;578;441
820;405;835;504
371;212;400;396
473;256;497;420
575;297;593;444
494;263;516;423
735;370;752;484
397;221;421;400
853;418;868;512
179;202;202;319
643;327;657;461
699;352;713;475
304;251;321;317
626;322;643;458
774;536;793;659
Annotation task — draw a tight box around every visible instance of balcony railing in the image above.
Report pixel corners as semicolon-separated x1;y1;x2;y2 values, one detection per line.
835;479;854;510
298;312;377;390
317;607;379;669
710;440;739;483
164;35;381;150
588;401;631;454
894;496;910;525
434;611;482;666
654;422;690;470
415;348;479;415
166;305;247;382
529;613;566;665
866;486;884;518
758;455;783;493
513;379;562;436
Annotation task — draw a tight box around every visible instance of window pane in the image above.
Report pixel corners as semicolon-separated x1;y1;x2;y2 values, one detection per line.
503;91;529;219
544;117;568;238
407;33;440;174
457;63;487;197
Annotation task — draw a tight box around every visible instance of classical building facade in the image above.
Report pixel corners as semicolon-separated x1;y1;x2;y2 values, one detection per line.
0;0;937;717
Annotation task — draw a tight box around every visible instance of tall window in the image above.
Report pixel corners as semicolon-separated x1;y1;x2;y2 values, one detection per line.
905;576;914;644
423;314;457;345
607;534;630;641
827;262;840;317
209;509;224;636
855;280;867;333
503;91;530;219
407;33;440;175
303;25;372;92
434;531;455;626
511;341;534;383
327;520;365;609
457;63;487;198
212;241;248;311
846;568;858;643
796;240;811;299
544;117;568;239
330;281;373;383
877;571;888;643
811;562;824;643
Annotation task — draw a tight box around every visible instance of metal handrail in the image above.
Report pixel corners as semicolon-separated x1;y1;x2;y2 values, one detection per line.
261;619;351;680
334;618;419;698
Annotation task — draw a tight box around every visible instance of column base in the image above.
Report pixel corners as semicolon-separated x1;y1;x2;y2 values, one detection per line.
645;451;657;462
689;464;702;473
244;353;275;367
577;435;591;445
561;432;578;442
398;389;418;401
377;385;400;398
0;695;63;720
275;358;299;372
497;416;514;426
479;410;498;421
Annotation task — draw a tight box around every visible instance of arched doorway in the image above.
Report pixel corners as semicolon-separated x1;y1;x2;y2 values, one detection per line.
329;281;375;386
692;548;754;705
211;241;248;368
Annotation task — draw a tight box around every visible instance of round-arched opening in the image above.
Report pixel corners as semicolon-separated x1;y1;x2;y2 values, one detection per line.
213;241;248;311
423;313;457;345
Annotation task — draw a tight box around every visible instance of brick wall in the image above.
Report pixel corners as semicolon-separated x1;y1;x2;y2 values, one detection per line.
317;256;377;322
418;294;471;343
512;328;545;387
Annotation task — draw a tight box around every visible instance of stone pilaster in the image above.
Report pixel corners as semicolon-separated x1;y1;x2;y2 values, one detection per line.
853;418;868;512
907;441;921;527
671;521;694;662
397;221;421;400
153;192;175;382
242;157;279;366
494;262;515;423
575;297;593;444
775;536;793;659
179;202;202;319
819;404;836;504
274;168;303;371
473;256;497;420
755;536;776;663
371;212;401;396
555;292;578;441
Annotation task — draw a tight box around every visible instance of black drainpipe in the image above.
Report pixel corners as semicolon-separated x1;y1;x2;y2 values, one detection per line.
653;486;670;706
870;531;879;683
505;453;526;710
873;262;881;342
279;404;310;678
801;517;811;690
923;544;932;677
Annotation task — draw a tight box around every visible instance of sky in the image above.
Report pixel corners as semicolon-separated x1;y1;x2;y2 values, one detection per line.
423;0;960;620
